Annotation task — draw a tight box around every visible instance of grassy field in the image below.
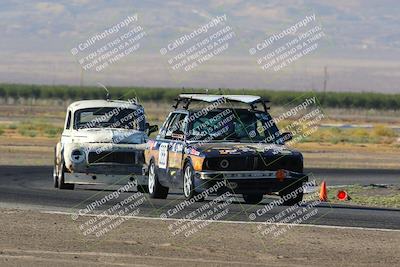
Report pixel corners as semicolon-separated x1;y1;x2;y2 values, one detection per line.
0;88;399;167
0;101;399;169
326;184;400;208
1;100;398;145
1;118;398;145
4;121;61;138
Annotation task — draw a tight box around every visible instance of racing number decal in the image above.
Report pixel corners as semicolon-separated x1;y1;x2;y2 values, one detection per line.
158;143;169;169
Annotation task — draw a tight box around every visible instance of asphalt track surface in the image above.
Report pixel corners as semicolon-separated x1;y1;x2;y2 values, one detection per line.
0;166;399;230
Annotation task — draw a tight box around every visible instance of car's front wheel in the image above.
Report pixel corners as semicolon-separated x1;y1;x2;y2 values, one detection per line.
148;161;168;199
53;161;59;188
53;147;59;188
242;194;263;204
57;162;74;190
183;163;204;201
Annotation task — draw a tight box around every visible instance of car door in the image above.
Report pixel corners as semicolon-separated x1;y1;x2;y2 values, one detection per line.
156;111;188;187
155;112;179;184
165;112;188;187
57;109;73;165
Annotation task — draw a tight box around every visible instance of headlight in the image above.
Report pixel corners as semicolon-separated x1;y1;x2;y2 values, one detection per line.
71;149;86;164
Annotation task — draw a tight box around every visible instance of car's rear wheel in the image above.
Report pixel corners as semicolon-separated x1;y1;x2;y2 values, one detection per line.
57;162;74;190
242;193;263;204
148;161;168;199
183;163;204;201
279;184;303;206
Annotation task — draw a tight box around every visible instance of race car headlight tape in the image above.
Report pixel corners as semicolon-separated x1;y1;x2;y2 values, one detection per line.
191;156;205;171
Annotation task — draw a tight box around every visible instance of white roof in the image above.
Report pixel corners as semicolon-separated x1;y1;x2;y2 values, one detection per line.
68;99;141;111
179;94;261;104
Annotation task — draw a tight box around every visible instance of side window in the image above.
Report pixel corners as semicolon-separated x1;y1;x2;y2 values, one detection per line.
159;113;177;138
179;115;189;132
65;110;72;130
165;113;187;138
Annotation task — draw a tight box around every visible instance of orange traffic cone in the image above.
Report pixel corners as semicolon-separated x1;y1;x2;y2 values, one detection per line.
337;190;351;201
319;181;328;201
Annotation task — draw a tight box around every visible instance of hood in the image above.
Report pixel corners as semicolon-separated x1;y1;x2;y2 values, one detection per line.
188;141;301;158
73;128;146;144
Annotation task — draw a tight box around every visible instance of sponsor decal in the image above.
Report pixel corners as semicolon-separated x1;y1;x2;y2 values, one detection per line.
190;148;200;156
185;147;201;156
218;149;240;155
158;143;169;169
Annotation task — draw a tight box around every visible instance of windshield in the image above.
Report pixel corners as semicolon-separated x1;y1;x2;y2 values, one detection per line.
187;109;282;143
74;107;145;130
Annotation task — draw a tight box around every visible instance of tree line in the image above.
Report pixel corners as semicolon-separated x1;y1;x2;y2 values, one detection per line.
0;84;399;109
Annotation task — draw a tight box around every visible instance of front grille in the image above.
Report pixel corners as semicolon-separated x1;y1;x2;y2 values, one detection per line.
88;151;143;165
204;155;303;172
255;155;303;172
204;157;250;171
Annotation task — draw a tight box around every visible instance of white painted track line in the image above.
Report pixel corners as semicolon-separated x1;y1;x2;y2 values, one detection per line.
42;210;400;233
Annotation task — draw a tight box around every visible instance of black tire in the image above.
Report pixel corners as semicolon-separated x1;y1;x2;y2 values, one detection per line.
53;166;58;188
242;194;263;204
58;162;74;190
137;184;149;193
279;185;303;206
53;147;58;188
148;161;168;199
183;162;204;201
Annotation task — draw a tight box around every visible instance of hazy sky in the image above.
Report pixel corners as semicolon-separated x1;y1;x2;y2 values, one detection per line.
0;0;399;93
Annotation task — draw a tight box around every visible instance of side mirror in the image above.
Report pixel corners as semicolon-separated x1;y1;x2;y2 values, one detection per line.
148;124;159;134
280;132;293;142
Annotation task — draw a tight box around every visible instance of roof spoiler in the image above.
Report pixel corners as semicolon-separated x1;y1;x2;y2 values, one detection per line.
173;94;270;112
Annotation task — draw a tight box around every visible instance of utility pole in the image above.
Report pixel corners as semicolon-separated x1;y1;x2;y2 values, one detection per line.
323;66;328;93
322;66;328;104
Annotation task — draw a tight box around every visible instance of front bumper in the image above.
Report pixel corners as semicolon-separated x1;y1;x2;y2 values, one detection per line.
65;172;147;186
74;163;144;175
196;170;306;180
193;170;308;194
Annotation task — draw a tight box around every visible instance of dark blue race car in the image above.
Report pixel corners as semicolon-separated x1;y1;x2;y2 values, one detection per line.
144;94;308;205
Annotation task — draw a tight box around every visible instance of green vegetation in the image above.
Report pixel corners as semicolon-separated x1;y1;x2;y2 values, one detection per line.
0;125;4;136
0;83;400;110
7;124;17;130
372;124;397;137
15;120;62;138
301;125;398;144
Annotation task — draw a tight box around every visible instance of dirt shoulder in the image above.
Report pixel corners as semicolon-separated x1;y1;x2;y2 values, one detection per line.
0;208;399;266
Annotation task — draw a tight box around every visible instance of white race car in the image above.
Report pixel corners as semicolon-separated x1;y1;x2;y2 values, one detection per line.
53;99;158;191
